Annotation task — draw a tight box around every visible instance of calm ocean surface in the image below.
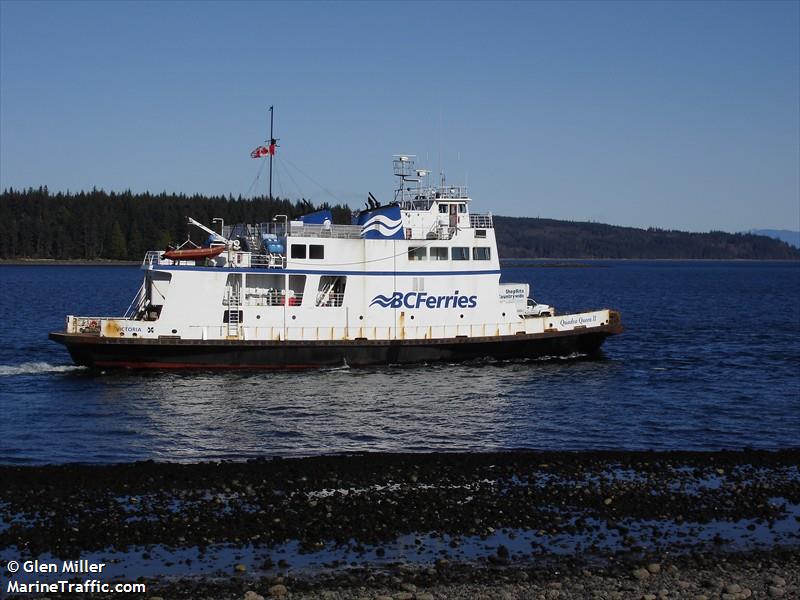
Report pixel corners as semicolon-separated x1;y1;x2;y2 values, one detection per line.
0;261;798;464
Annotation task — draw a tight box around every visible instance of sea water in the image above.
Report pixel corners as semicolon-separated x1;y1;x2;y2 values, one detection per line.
0;261;798;464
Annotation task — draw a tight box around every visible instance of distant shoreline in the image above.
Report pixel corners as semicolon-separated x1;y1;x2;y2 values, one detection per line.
0;259;139;266
1;257;797;267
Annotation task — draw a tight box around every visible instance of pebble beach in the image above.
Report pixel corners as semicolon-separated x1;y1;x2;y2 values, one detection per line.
2;450;798;599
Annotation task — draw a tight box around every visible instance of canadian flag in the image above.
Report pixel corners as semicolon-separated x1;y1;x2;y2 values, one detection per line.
250;143;277;158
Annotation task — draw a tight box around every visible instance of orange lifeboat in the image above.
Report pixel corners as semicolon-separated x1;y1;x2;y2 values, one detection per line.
161;246;226;261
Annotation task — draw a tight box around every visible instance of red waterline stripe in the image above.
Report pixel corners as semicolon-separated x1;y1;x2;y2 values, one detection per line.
93;361;324;370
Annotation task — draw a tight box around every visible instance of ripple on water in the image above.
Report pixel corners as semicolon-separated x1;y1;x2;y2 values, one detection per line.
0;261;798;463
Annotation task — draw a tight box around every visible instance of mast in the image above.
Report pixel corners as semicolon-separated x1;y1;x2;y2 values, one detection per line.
268;106;275;200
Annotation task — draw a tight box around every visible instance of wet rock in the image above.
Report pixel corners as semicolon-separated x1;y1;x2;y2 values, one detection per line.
633;568;650;581
768;586;785;598
647;563;661;574
269;584;288;597
244;592;265;600
234;563;247;573
770;576;786;587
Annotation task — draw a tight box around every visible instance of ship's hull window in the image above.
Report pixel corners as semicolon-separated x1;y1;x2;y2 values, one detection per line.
309;244;324;259
244;273;285;306
288;275;306;306
452;247;470;261
290;244;306;259
430;247;448;261
408;247;427;261
473;247;491;260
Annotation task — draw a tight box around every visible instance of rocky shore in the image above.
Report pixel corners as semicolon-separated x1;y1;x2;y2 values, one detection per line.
2;450;798;598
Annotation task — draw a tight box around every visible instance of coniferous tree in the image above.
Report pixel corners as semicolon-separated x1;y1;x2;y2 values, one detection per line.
0;188;797;260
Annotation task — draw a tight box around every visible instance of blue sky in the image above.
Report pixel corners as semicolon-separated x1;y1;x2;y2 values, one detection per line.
1;0;798;232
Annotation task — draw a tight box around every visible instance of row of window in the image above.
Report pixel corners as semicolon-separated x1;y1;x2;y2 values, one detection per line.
439;203;468;214
289;243;491;262
290;244;324;259
409;246;491;261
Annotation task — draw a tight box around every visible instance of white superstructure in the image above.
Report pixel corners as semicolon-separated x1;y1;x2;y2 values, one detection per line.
62;157;617;352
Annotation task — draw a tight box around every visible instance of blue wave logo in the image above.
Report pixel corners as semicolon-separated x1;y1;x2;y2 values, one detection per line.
361;214;403;239
356;206;405;240
369;291;478;310
369;292;403;308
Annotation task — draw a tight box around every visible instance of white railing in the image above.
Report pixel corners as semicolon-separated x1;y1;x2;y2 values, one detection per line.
123;281;146;318
143;250;288;270
315;292;345;307
406;224;455;240
289;224;362;239
142;251;163;267
250;254;286;268
436;185;469;199
470;214;493;228
235;292;304;307
182;310;610;343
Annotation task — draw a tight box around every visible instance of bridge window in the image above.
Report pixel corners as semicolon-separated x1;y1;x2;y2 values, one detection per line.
439;203;449;214
452;247;470;261
316;276;346;307
290;244;306;259
309;244;324;259
473;247;491;260
430;247;448;261
458;203;467;213
408;247;427;261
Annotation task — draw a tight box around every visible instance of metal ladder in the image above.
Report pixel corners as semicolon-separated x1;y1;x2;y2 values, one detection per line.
226;286;241;338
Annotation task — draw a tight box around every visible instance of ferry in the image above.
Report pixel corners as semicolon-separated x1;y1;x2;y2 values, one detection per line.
49;155;622;369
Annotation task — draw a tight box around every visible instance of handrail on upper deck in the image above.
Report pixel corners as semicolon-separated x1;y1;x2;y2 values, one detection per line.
469;214;493;228
288;223;362;239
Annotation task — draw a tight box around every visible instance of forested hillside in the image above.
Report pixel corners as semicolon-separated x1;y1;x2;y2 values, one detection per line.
0;187;351;260
1;188;797;260
494;216;800;260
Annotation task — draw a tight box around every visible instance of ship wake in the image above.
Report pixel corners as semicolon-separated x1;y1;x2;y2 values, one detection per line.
0;362;86;377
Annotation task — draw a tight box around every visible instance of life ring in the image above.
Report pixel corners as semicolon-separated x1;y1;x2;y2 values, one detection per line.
89;320;99;329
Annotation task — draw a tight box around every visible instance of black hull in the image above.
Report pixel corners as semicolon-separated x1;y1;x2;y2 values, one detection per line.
49;324;622;370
